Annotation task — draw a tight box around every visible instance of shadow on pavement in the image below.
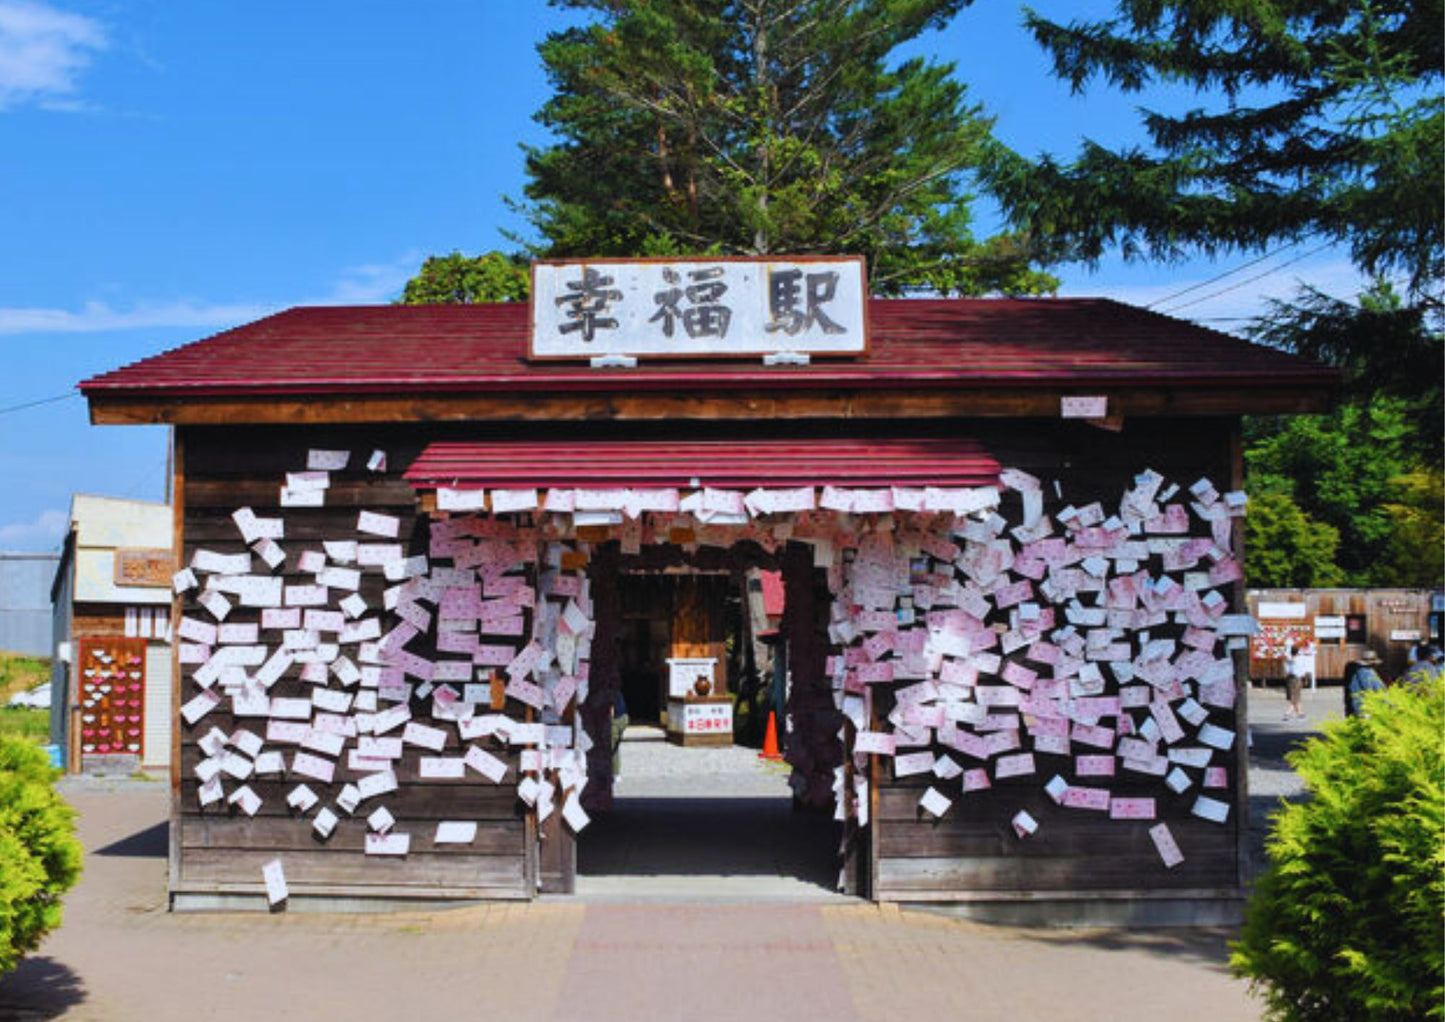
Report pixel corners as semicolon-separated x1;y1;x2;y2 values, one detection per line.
1246;792;1308;880
95;820;168;858
1248;720;1321;768
0;956;88;1019
579;796;839;889
1018;925;1242;975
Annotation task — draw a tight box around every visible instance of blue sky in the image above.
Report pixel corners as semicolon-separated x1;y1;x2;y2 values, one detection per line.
0;1;1367;552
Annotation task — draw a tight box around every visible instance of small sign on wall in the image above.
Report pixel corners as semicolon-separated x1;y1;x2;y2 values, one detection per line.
1257;602;1308;620
114;548;173;588
1060;395;1108;418
530;257;867;360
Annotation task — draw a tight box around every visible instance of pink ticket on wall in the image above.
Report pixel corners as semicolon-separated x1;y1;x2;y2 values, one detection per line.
1109;797;1156;820
853;731;897;756
1149;822;1185;868
1060;786;1110;811
994;752;1036;779
1075;757;1115;780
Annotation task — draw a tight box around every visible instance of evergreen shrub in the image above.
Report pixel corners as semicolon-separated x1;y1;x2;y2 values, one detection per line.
1232;680;1444;1020
0;736;82;975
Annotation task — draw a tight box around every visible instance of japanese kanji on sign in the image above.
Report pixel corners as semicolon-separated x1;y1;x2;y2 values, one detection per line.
529;256;867;359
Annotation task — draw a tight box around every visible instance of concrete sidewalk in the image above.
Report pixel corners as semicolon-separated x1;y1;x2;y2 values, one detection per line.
0;768;1267;1022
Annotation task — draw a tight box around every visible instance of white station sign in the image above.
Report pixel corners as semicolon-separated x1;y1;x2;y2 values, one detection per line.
530;257;867;360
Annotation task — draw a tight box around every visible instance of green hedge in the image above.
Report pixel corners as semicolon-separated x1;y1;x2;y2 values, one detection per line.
0;736;82;975
1232;680;1445;1021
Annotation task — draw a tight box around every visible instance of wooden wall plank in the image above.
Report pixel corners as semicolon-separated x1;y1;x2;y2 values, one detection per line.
180;816;524;855
876;851;1236;894
179;747;522;786
69;605;133;638
179;848;527;889
179;781;523;820
185;479;419;510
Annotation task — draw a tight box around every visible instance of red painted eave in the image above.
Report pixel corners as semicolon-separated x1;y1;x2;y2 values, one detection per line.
404;437;1002;491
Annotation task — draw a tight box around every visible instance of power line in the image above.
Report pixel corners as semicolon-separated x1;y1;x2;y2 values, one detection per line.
1146;243;1299;311
0;391;79;417
1155;241;1336;315
120;455;170;501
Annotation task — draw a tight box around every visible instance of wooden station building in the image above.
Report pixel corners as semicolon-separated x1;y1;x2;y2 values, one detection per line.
80;258;1334;919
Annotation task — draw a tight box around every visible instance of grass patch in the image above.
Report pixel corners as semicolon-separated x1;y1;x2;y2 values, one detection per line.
0;652;50;703
0;707;48;744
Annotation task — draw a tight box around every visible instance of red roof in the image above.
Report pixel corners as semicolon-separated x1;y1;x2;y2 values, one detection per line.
403;437;1000;491
78;298;1336;399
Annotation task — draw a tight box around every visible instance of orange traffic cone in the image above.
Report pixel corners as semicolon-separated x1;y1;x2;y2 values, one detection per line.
759;711;783;761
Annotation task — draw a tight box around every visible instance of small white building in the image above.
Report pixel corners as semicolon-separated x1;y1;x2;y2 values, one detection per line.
51;494;173;772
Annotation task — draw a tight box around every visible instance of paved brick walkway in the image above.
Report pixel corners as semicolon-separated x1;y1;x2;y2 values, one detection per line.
0;777;1266;1021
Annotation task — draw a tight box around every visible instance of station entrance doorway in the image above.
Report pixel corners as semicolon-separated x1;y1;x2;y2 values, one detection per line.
552;541;856;901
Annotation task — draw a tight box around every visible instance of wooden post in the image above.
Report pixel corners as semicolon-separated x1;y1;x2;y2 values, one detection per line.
1229;419;1252;890
168;428;185;901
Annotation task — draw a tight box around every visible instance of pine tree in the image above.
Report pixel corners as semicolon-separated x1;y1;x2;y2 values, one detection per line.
985;0;1443;296
516;0;1057;296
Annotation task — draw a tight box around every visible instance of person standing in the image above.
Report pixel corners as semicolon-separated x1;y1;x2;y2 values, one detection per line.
1283;644;1308;719
1347;649;1387;717
1401;644;1443;688
609;688;629;783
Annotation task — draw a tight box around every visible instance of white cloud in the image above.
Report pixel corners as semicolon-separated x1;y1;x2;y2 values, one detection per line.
0;298;276;335
0;1;106;112
0;508;68;551
0;250;426;336
314;251;423;306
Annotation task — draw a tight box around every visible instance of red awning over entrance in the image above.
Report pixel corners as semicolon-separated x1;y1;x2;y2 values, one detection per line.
403;437;999;491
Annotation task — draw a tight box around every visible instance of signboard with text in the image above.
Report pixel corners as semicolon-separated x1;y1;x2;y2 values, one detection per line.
681;700;733;736
114;548;174;588
530;257;867;360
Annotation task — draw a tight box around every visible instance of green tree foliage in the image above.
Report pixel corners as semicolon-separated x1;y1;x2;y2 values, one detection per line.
1244;493;1343;588
1249;280;1443;463
1232;681;1444;1021
1376;468;1445;588
398;251;531;304
1246;396;1437;586
516;0;1057;296
987;0;1443;295
0;737;82;975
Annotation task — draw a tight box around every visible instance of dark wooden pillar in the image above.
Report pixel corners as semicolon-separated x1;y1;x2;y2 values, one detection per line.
780;540;841;809
581;541;622;814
